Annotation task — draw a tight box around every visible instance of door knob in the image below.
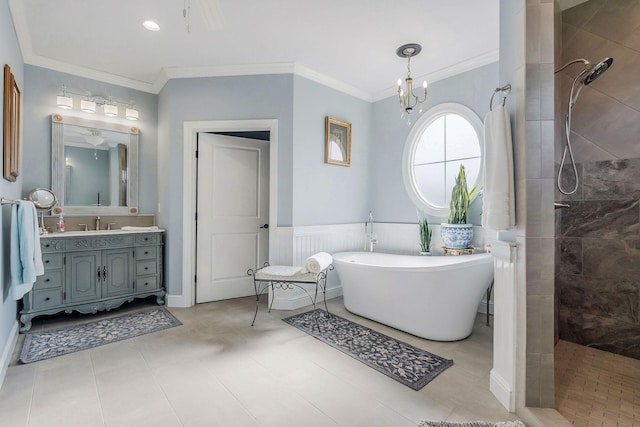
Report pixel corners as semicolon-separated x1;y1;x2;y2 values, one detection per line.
260;224;269;229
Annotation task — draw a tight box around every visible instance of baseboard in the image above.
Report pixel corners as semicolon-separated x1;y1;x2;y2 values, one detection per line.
490;368;515;412
166;293;191;308
0;321;19;391
271;286;343;311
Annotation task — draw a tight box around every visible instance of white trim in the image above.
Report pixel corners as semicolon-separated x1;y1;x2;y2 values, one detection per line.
182;119;278;307
0;321;19;390
490;369;515;412
401;102;484;218
165;293;190;308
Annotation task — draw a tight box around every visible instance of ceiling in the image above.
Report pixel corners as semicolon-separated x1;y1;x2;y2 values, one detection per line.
10;0;501;100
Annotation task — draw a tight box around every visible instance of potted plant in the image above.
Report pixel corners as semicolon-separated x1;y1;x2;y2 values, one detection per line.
441;165;474;249
417;210;432;255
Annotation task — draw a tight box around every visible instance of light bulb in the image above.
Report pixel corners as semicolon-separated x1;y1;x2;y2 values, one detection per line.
423;81;428;89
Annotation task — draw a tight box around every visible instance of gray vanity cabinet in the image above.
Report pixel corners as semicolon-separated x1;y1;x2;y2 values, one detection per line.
66;248;133;302
20;231;164;332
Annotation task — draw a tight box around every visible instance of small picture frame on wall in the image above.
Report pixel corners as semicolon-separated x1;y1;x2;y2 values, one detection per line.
325;116;351;167
3;64;21;182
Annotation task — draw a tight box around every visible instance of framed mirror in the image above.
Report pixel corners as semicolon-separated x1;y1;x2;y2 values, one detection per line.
51;114;138;215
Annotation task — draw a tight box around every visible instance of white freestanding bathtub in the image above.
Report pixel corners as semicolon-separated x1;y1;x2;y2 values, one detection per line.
333;251;494;341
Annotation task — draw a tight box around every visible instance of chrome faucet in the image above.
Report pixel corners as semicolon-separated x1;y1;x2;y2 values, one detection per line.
365;211;377;252
95;216;101;230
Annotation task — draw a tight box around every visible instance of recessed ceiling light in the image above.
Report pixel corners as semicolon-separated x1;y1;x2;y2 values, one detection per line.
143;20;160;31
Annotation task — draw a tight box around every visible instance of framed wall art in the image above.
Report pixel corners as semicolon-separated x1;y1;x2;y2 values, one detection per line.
3;64;21;182
324;116;351;167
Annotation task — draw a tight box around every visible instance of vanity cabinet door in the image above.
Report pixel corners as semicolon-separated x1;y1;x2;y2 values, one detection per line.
103;249;134;297
66;251;101;303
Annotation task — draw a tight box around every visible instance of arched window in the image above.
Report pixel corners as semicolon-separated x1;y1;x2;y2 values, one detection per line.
402;103;483;217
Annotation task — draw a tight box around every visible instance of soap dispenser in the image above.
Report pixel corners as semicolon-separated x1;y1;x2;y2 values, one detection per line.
57;213;65;233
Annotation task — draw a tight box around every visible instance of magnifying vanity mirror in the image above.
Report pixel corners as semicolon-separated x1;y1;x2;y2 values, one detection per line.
27;188;57;234
51;114;138;215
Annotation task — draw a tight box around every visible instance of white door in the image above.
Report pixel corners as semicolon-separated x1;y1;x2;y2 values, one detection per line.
196;133;269;303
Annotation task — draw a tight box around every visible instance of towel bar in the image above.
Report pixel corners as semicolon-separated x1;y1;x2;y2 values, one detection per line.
489;83;512;110
1;197;20;205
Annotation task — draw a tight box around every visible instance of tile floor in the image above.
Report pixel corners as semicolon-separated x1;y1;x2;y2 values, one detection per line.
555;339;640;427
1;296;521;427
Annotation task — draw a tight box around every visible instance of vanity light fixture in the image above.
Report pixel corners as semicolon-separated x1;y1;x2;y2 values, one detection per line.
80;97;96;113
56;85;73;109
54;86;140;121
396;43;428;117
103;99;118;117
125;106;139;121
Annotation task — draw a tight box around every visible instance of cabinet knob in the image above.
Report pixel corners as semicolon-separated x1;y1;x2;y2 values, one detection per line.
44;297;50;301
45;279;50;282
45;260;50;264
145;267;149;270
144;251;149;255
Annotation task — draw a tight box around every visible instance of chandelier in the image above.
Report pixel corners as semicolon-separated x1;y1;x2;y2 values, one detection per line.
396;43;428;116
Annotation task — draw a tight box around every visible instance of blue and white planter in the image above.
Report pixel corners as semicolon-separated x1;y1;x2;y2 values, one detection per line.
440;223;474;249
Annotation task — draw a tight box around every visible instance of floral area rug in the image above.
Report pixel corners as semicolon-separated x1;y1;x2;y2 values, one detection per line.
282;309;453;390
20;307;181;363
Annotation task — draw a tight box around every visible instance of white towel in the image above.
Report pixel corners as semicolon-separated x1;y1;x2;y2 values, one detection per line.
482;105;515;230
300;252;333;274
10;201;44;300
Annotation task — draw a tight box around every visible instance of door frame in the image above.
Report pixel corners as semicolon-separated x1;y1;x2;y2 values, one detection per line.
182;119;278;307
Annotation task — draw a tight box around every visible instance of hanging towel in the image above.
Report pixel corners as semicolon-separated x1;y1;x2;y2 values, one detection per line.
482;105;516;230
300;252;333;274
10;201;44;300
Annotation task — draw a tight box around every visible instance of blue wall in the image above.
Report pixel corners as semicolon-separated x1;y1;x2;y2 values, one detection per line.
157;74;295;296
21;65;159;214
291;75;372;226
0;0;25;376
371;62;499;226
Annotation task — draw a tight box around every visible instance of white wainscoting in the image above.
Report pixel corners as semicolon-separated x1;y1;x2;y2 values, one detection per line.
268;222;489;310
489;239;518;412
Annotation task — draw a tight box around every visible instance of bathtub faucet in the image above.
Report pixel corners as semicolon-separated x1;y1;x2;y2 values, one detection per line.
365;211;377;252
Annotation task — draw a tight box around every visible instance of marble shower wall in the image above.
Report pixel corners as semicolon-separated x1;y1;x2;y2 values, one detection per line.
556;157;640;359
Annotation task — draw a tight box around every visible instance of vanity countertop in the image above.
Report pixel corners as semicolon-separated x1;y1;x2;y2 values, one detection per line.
41;228;164;238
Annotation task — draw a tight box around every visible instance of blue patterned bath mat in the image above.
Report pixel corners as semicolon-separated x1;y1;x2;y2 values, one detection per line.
20;307;181;363
282;310;453;390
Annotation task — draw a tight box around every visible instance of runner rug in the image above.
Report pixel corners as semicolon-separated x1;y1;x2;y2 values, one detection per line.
20;307;181;363
282;309;453;390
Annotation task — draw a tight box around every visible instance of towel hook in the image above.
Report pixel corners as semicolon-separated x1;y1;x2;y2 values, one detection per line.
489;83;512;111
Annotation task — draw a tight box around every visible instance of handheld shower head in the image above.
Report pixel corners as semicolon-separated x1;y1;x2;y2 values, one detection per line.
583;57;613;85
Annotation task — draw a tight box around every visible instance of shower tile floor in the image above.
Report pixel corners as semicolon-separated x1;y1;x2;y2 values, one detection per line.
0;296;521;427
555;339;640;427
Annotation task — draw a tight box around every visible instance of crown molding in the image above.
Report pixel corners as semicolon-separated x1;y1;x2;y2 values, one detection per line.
292;64;372;102
26;55;158;93
373;49;500;102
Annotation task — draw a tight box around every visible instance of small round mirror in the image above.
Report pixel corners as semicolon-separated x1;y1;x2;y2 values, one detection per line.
27;188;58;210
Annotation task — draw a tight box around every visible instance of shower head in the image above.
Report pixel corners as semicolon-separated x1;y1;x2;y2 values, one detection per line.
583;57;613;85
